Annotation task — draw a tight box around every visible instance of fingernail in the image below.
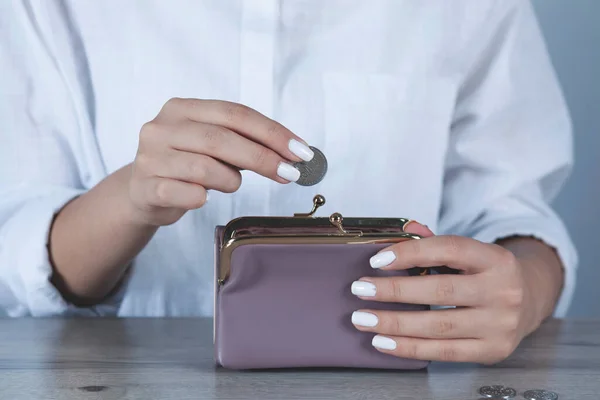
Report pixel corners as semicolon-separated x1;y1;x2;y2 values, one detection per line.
351;281;376;297
288;139;314;162
205;191;210;203
351;311;378;327
277;162;301;182
372;335;397;350
370;251;396;269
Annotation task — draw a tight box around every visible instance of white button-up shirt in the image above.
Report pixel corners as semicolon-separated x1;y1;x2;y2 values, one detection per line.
0;0;577;317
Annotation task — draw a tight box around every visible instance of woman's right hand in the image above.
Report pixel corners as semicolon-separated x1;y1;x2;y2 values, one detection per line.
128;98;314;226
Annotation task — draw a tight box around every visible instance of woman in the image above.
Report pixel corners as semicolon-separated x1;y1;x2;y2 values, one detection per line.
0;1;576;364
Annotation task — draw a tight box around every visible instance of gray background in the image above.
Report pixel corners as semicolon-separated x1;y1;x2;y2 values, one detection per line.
532;0;600;316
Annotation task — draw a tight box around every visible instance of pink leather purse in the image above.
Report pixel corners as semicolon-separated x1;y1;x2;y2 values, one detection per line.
214;195;430;370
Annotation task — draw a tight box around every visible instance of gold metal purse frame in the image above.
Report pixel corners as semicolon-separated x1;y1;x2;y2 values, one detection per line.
217;195;428;285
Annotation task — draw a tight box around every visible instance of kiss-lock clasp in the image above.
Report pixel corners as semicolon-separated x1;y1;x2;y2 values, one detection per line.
294;194;326;218
329;212;363;236
329;213;346;233
294;195;362;236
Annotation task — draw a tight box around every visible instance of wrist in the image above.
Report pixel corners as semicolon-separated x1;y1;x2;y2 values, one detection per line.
498;237;564;332
521;261;550;332
522;255;563;323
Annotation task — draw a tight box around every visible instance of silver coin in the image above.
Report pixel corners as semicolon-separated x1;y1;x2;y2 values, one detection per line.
293;146;328;186
478;385;517;399
523;389;559;400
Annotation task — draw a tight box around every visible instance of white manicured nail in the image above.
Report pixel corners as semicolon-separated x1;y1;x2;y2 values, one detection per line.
288;139;314;162
277;162;301;182
352;311;378;327
372;335;397;350
370;251;396;269
351;281;376;297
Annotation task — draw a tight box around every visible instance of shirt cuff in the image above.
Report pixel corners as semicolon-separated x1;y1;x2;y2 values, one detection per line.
0;189;118;316
471;218;578;318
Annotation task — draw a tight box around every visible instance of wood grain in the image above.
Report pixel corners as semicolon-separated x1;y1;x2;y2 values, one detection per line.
0;318;598;399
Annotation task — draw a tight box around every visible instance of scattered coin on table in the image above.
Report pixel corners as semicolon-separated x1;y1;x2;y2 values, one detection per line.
478;385;517;399
523;389;559;400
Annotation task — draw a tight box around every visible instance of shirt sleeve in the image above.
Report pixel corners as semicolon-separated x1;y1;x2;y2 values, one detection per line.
439;0;577;317
0;2;117;316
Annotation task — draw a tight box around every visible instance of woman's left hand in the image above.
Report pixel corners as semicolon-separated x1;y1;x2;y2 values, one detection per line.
350;222;551;365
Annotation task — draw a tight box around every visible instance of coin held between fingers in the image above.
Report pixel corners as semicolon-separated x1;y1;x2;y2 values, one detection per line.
293;146;328;186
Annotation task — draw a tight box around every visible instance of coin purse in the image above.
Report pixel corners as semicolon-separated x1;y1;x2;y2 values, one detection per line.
214;195;430;370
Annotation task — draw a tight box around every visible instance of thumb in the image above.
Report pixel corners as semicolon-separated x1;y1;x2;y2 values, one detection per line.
403;220;435;238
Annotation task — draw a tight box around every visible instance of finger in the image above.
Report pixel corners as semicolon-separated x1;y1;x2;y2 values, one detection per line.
370;335;487;363
144;177;208;210
168;121;300;183
351;308;487;339
351;274;482;306
401;222;462;275
369;235;503;273
403;220;434;237
154;150;242;193
160;98;313;162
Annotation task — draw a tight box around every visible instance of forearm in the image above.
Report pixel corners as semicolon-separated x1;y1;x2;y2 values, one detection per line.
49;164;158;306
497;236;564;330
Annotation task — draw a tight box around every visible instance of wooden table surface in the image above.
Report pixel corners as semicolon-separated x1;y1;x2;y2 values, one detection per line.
0;318;598;400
